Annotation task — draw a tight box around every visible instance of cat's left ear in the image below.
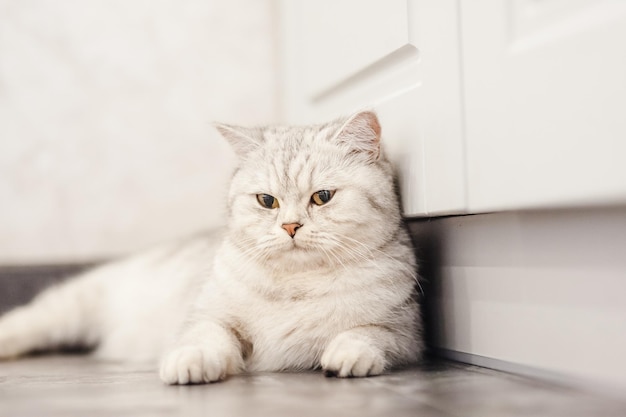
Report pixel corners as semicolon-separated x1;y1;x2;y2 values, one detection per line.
332;111;381;162
213;123;263;158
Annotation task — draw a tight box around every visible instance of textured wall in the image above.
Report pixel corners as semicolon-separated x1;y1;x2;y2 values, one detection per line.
0;0;277;263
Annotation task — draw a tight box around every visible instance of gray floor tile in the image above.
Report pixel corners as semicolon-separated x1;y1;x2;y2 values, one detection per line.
0;356;624;417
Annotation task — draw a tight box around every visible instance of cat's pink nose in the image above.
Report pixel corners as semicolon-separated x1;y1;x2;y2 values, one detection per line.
281;223;302;238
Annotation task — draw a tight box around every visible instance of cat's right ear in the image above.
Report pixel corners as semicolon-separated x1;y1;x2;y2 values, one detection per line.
213;123;262;158
331;110;382;162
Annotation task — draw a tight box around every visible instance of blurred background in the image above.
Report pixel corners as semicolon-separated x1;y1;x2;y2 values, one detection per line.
0;0;276;263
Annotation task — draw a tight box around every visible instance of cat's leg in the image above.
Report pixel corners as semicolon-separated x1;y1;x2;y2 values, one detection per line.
159;321;245;385
320;325;420;378
0;277;101;359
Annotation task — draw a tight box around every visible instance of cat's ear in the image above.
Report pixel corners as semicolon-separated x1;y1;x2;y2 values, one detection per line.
213;123;263;158
331;111;381;162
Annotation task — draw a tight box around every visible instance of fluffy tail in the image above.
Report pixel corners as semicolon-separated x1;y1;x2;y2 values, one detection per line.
0;272;102;359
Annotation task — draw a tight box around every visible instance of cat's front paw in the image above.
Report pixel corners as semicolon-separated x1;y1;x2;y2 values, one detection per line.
321;332;387;378
159;345;242;385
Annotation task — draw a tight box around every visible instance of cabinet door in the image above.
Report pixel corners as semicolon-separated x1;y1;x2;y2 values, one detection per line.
461;0;626;211
278;0;466;216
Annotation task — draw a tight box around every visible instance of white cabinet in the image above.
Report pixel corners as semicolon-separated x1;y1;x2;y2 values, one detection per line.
278;0;626;216
289;0;410;97
462;0;626;211
277;0;626;391
278;0;466;216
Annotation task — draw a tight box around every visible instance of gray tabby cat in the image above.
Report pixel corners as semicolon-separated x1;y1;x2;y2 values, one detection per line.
0;111;422;384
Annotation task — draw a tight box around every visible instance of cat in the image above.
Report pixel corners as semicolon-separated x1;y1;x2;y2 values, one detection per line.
0;111;422;384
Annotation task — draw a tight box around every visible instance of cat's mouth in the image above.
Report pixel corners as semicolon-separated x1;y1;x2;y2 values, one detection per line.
287;238;314;253
290;240;306;250
274;237;318;257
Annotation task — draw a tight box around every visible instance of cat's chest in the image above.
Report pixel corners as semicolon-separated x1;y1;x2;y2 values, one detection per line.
239;297;338;370
226;269;390;337
235;287;382;371
213;265;394;370
241;292;339;336
236;274;378;329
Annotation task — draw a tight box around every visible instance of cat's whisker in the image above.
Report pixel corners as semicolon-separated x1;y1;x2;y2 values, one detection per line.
322;236;374;264
235;239;275;272
310;241;350;273
321;234;376;264
313;244;337;270
313;234;400;289
331;232;424;296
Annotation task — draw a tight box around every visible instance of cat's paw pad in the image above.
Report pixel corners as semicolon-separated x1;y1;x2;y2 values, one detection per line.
320;333;386;378
159;345;236;385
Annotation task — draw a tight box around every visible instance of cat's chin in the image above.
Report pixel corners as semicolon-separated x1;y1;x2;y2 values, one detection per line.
269;241;332;270
278;241;313;257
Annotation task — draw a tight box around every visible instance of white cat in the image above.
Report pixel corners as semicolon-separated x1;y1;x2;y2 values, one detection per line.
0;111;422;384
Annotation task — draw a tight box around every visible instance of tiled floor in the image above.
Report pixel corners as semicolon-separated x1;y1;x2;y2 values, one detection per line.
1;355;624;417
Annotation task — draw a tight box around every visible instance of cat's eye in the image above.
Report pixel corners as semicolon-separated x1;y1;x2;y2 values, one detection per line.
311;190;335;206
256;194;279;209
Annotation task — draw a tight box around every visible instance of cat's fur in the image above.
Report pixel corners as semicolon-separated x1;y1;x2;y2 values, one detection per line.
0;111;422;384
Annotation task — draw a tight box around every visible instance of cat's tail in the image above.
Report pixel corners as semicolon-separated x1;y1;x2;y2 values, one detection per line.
0;269;103;360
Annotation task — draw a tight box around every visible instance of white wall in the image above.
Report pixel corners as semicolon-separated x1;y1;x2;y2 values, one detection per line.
0;0;277;263
410;207;626;394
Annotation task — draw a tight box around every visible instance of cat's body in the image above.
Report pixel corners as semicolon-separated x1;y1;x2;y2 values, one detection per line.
0;111;422;384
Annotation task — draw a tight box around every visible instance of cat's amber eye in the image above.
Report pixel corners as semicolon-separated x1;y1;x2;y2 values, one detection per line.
256;194;279;209
311;190;335;206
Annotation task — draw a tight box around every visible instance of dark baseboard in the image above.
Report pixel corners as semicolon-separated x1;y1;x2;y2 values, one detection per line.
0;262;101;315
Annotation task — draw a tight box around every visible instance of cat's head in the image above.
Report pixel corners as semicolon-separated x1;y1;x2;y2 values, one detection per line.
215;111;402;271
